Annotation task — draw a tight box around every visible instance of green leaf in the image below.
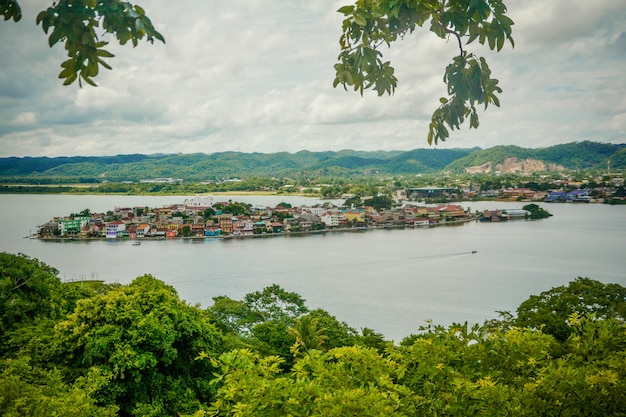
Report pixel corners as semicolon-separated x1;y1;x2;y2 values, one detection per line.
97;58;112;70
487;31;496;50
343;70;354;85
496;31;505;51
48;28;64;47
337;5;354;15
81;73;97;87
497;14;514;28
354;15;367;26
58;68;72;79
81;32;92;46
96;49;115;58
35;10;47;26
62;72;78;85
470;112;479;129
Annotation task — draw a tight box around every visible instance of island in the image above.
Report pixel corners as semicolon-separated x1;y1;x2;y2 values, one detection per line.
35;196;478;240
478;204;553;221
34;196;552;241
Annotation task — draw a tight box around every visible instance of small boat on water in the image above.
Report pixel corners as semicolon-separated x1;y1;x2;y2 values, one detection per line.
132;241;141;246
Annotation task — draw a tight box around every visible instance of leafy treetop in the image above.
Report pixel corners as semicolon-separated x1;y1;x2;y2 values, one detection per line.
334;0;514;144
2;252;626;417
1;0;164;86
515;277;626;341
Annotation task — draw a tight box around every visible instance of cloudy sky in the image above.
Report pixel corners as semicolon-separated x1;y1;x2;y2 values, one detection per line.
1;0;624;157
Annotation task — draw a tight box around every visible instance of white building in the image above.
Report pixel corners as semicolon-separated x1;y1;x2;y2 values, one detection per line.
184;195;214;208
320;213;341;227
302;206;326;216
105;221;126;238
136;223;150;238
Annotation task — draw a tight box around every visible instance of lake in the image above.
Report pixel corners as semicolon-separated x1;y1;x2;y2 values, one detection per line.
1;193;625;341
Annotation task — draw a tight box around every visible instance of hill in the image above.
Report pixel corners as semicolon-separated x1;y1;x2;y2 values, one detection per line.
444;141;626;173
0;141;623;182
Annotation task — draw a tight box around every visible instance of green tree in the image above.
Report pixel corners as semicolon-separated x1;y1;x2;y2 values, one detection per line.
206;346;416;417
343;195;363;208
0;356;118;417
243;284;309;323
522;203;553;219
1;0;164;86
515;277;626;342
248;320;296;368
209;285;311;369
307;308;358;349
356;327;389;352
222;201;252;216
50;275;224;416
288;315;328;354
203;207;216;219
335;0;514;144
208;295;261;336
513;314;626;417
0;253;63;338
364;194;393;210
0;253;120;363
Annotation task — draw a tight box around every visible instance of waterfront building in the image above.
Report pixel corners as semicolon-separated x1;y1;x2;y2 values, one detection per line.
406;187;452;200
184;195;213;209
105;221;126;238
58;217;90;236
566;189;592;203
217;214;234;234
545;191;567;202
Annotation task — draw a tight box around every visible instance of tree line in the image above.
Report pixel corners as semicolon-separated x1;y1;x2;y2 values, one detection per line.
1;143;624;183
1;252;625;416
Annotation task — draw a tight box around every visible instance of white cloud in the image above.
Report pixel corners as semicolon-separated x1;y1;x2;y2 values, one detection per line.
12;112;37;125
0;0;624;157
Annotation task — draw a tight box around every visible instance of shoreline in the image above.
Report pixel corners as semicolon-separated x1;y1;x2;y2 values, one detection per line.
31;215;480;242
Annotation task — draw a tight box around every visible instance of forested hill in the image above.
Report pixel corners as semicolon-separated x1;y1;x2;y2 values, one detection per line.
1;141;624;181
445;142;626;172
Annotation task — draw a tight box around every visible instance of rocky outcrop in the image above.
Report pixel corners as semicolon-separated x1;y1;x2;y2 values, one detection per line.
465;158;565;173
464;161;492;173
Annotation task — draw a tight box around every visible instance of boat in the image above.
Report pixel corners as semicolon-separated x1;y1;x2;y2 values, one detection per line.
132;241;141;246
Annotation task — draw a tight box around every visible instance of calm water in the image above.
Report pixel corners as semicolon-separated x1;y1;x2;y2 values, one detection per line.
1;194;625;341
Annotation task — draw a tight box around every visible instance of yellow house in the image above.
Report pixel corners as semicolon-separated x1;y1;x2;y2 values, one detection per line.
342;211;365;222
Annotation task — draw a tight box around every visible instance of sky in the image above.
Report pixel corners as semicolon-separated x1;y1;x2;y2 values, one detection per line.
1;0;625;157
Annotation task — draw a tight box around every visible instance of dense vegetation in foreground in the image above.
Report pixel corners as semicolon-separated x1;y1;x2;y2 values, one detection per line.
1;252;625;416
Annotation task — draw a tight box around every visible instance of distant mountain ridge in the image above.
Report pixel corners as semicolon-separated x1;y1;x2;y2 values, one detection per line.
445;142;625;172
0;141;623;181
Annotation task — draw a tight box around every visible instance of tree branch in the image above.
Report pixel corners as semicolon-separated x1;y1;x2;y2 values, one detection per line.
445;27;464;55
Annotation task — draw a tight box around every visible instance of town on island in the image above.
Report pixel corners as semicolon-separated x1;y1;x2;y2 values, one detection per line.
34;190;552;241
